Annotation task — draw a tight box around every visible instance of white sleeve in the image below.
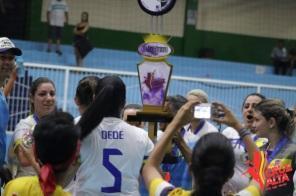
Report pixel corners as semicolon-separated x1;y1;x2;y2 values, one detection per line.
145;135;154;156
222;127;239;139
14;120;32;144
8;120;32;161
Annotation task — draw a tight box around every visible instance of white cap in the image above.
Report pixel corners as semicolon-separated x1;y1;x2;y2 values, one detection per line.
0;37;22;56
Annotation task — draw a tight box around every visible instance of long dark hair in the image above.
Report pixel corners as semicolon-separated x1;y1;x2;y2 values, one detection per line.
191;133;235;196
78;75;126;139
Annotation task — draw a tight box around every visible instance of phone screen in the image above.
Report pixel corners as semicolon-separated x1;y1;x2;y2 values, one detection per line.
194;103;211;119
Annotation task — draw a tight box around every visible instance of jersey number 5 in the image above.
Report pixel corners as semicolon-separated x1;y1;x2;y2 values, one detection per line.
101;148;123;193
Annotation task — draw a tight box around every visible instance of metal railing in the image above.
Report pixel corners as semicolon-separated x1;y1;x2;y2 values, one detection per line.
6;62;296;131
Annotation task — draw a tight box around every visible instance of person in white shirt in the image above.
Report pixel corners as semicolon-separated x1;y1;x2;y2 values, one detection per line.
8;77;56;178
62;76;100;190
222;93;267;194
183;89;218;146
142;100;265;196
168;89;218;189
71;75;154;196
46;0;69;55
271;40;289;75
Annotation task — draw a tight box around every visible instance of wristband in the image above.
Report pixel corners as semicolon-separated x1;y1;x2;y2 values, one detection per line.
239;128;251;139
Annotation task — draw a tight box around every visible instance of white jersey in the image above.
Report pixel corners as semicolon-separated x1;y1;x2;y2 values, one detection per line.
182;120;218;148
47;0;68;27
8;115;37;178
222;127;268;194
72;117;154;196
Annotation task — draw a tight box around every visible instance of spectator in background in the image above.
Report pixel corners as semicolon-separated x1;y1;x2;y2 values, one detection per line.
271;40;289;75
287;48;296;76
0;37;22;170
73;11;93;67
47;0;69;56
4;111;80;196
198;47;215;59
122;104;144;129
8;77;56;178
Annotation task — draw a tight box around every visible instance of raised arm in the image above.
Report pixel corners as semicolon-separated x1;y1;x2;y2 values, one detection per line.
173;133;192;163
212;102;259;162
142;100;197;189
3;68;17;97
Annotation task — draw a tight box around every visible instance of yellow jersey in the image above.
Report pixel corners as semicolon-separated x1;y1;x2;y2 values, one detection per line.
3;176;70;196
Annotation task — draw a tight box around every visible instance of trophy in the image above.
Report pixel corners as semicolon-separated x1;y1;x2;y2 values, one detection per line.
127;1;176;141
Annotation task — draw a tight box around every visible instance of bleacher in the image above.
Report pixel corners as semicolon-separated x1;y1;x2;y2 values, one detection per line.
13;39;296;86
7;39;295;126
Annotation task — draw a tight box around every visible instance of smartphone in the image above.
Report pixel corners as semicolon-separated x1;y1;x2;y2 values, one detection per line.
194;103;225;119
194;103;212;119
16;56;25;77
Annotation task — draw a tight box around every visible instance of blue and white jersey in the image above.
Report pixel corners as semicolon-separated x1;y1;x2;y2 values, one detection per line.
0;90;8;166
72;117;154;196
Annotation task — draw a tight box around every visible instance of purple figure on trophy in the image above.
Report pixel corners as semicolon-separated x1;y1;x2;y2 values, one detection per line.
142;70;166;105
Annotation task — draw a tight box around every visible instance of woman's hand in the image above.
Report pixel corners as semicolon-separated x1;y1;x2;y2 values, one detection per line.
19;144;35;164
19;144;40;173
172;100;200;128
212;102;242;130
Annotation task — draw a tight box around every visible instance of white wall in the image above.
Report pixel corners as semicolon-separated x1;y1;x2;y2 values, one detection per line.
41;0;186;37
197;0;296;39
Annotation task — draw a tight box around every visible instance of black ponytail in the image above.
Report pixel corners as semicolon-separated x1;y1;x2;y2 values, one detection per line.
78;75;126;139
191;133;235;196
195;167;225;196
